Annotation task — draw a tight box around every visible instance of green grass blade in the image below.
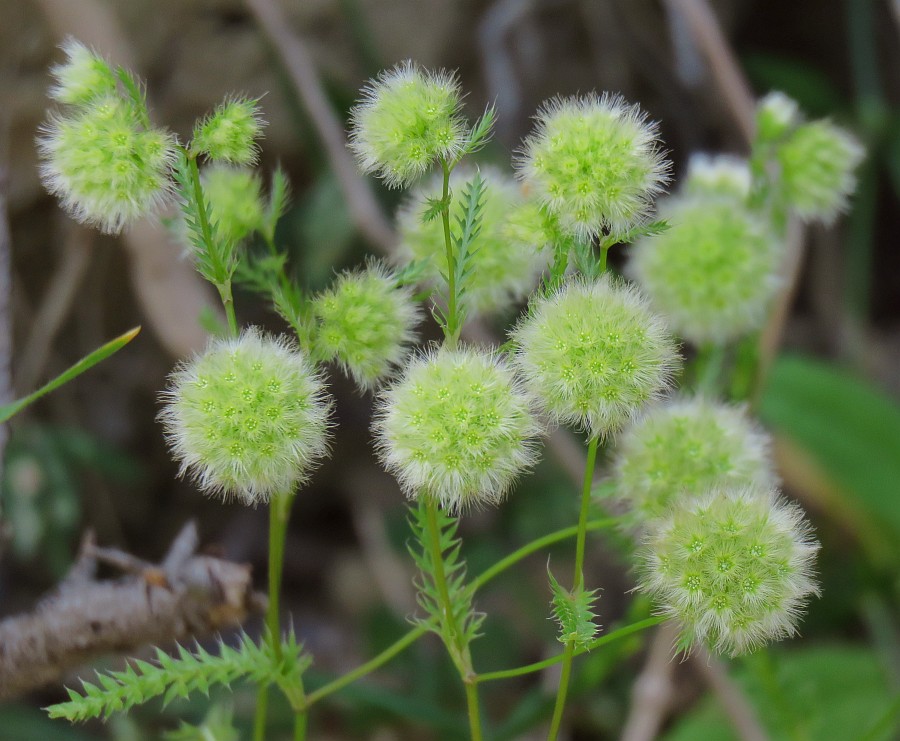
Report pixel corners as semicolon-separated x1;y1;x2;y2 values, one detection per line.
0;327;141;423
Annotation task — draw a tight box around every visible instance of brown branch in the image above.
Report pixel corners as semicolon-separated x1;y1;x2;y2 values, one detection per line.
692;648;770;741
620;621;679;741
244;0;397;254
0;522;264;700
661;0;756;146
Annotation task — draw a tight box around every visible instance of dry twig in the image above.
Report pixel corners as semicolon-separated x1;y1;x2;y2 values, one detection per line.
619;621;680;741
0;522;264;700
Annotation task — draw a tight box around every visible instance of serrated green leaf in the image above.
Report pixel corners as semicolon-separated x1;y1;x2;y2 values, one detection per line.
548;568;600;648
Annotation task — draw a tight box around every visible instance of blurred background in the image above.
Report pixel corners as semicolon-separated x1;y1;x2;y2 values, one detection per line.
0;0;898;738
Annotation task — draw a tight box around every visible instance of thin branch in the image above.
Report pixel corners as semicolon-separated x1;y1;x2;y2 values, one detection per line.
619;621;679;741
244;0;397;253
0;156;12;481
661;0;756;146
692;648;771;741
0;522;264;700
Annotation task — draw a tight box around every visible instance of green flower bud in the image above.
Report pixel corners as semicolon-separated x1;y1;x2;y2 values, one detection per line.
683;154;752;201
192;97;265;165
777;120;864;224
639;488;820;656
201;164;266;244
312;262;421;390
756;91;801;143
516;94;670;240
49;38;118;106
612;398;776;522
160;328;332;504
373;347;541;511
511;276;679;438
38;96;176;234
349;61;468;188
396;168;548;314
628;195;781;345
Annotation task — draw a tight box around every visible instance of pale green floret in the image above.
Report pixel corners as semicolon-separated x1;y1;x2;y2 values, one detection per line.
201;164;266;244
160;328;332;504
349;61;468;188
612;398;776;522
756;91;801;143
38;96;176;234
502;196;584;274
396;168;548;314
639;488;820;656
373;347;541;512
49;38;118;106
312;262;421;390
628;196;781;345
683;154;752;202
511;276;679;439
777;120;864;224
192;97;265;165
516;94;670;240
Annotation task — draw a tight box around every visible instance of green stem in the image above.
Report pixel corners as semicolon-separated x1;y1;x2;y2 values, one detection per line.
476;616;665;683
547;435;600;741
424;499;482;740
254;492;305;741
293;712;308;741
303;518;619;708
696;343;727;395
598;242;611;275
439;157;459;348
217;282;239;337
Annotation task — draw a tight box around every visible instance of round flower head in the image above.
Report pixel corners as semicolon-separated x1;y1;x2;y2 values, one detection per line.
628;196;781;345
49;38;118;106
511;276;679;438
638;487;820;656
396;168;547;314
516;94;670;239
200;164;265;244
683;154;752;202
38;96;176;234
192;97;265;165
349;61;468;188
312;262;421;390
160;328;332;504
612;398;776;522
755;91;801;143
502;195;584;274
373;346;540;511
777;120;864;224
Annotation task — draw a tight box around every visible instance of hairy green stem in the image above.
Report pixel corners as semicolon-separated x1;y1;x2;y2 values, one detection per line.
304;518;619;709
476;616;665;683
439;157;459;348
547;434;600;741
424;499;482;740
254;492;306;741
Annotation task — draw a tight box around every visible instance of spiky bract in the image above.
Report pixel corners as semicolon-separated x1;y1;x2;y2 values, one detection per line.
200;164;265;244
349;61;468;188
396;168;547;314
612;398;776;522
511;276;679;438
49;38;118;106
516;94;670;239
38;96;176;234
160;329;331;504
312;262;420;389
628;196;780;345
683;154;752;201
638;488;820;656
373;347;540;511
777;120;864;224
192;97;265;165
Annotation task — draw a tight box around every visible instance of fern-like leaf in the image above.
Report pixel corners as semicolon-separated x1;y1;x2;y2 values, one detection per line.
447;171;487;336
46;632;311;723
407;502;485;655
462;105;497;157
548;568;601;648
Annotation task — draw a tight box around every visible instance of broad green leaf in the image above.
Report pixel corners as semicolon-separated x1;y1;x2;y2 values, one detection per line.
758;354;900;561
0;327;140;423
